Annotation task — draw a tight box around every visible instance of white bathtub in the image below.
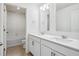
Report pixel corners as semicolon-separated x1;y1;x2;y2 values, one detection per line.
7;36;25;48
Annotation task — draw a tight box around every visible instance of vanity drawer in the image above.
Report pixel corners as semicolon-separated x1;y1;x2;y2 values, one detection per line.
41;39;79;56
29;35;40;42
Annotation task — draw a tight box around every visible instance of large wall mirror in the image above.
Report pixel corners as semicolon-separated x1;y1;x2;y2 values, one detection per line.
56;3;79;32
39;3;79;33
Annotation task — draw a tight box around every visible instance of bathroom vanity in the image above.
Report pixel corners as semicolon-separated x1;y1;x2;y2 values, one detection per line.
28;3;79;56
28;33;79;56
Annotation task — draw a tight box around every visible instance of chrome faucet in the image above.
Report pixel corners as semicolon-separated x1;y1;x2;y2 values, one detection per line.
41;32;45;35
62;35;67;39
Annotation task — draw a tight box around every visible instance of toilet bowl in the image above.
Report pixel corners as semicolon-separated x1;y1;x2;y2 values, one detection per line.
21;39;26;48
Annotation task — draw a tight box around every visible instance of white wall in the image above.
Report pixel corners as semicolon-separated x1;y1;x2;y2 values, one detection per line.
26;4;40;52
26;5;40;34
7;11;26;47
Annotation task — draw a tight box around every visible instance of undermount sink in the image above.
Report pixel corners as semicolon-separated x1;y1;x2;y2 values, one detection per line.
55;38;74;43
42;34;75;43
43;34;62;39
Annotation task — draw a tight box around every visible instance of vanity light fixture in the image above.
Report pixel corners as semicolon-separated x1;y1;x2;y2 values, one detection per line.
40;4;49;11
45;4;49;10
46;4;49;9
43;4;47;9
40;6;45;11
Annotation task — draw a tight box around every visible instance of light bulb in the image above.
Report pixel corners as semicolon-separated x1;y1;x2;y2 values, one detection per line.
17;7;20;10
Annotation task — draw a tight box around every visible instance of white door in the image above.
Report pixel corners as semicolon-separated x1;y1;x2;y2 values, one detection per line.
41;45;51;56
0;3;4;56
3;4;7;56
33;41;40;56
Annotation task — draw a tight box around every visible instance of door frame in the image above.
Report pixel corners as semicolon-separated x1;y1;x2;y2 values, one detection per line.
4;3;28;55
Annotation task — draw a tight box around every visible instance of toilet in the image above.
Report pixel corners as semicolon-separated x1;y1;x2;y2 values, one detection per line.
21;38;26;49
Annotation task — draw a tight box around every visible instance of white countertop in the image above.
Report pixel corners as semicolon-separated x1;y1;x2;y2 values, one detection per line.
29;33;79;51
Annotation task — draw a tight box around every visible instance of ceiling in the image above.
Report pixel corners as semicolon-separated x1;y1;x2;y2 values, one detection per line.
38;3;76;11
56;3;76;11
6;3;77;13
6;3;43;14
6;4;26;14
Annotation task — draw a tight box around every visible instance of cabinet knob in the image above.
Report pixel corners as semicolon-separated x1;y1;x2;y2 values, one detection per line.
53;53;55;56
51;52;55;56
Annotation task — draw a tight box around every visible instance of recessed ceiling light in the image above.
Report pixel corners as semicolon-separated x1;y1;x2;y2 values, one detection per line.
17;7;20;10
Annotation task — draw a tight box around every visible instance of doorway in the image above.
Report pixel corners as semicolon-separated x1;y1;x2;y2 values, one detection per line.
5;4;26;56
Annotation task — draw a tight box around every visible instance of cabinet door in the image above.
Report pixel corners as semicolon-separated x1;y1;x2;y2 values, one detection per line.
55;52;64;56
33;41;40;56
51;50;64;56
41;45;51;56
29;38;34;55
41;45;64;56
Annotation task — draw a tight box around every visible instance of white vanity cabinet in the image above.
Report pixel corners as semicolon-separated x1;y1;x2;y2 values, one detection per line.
29;34;79;56
41;39;79;56
41;45;63;56
53;50;64;56
29;35;40;56
41;45;51;56
33;40;40;56
41;46;65;56
41;40;65;56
